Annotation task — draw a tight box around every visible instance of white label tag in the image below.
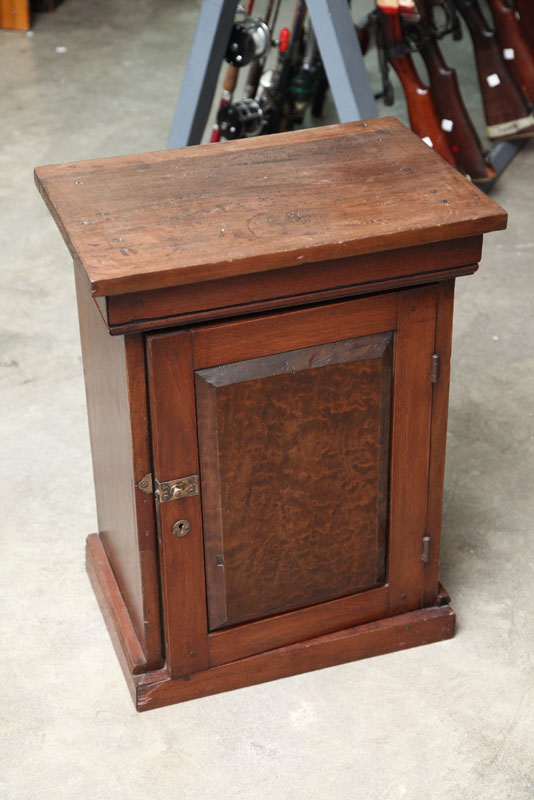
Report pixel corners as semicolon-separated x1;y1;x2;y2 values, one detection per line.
441;119;454;132
487;113;534;140
503;48;515;60
487;73;501;87
422;136;434;148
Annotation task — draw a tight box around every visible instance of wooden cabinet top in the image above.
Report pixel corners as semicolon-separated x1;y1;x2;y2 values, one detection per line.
35;117;506;298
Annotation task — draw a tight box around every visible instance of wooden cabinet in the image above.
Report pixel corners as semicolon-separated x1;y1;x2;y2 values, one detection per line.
35;118;507;711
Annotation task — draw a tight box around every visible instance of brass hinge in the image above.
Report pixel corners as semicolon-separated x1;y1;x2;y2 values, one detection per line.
155;474;199;503
430;353;440;384
137;473;153;494
421;535;431;564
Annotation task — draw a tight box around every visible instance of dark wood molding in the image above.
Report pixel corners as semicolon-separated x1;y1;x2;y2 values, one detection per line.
134;603;456;711
101;239;482;335
86;534;147;682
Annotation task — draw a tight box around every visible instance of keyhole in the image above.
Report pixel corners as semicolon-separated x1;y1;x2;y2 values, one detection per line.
172;519;191;538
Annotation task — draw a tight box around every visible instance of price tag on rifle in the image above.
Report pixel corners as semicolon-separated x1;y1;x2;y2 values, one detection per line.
503;49;515;61
486;73;501;88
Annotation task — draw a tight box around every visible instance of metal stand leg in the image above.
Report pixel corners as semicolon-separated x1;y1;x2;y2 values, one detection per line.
477;141;525;193
306;0;378;122
168;0;239;149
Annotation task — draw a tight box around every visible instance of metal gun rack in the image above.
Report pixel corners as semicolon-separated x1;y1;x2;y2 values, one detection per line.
168;0;522;188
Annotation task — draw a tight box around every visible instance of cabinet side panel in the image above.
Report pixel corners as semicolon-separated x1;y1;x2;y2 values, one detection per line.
124;335;163;668
75;269;148;655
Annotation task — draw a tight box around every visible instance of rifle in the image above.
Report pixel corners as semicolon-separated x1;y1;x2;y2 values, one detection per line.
376;0;457;166
451;0;534;140
513;0;534;52
407;0;495;182
487;0;534;106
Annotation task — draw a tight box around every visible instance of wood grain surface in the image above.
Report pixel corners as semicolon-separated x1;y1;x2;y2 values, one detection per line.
192;292;397;369
135;604;456;711
146;331;209;678
208;586;389;666
86;534;146;684
34;118;507;296
75;269;162;664
103;237;482;332
387;285;437;615
195;334;393;630
0;0;29;29
423;280;455;605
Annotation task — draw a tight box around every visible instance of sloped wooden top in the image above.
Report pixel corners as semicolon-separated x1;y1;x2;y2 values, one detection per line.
35;117;507;297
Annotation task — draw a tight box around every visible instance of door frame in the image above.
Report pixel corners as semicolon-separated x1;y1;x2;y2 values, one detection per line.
147;287;438;674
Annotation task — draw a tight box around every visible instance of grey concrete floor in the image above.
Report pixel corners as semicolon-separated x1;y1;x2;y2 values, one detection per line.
1;1;534;798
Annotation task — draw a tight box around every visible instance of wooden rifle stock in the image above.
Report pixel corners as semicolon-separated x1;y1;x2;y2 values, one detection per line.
377;2;457;166
488;0;534;106
452;0;534;140
514;0;534;52
416;1;495;182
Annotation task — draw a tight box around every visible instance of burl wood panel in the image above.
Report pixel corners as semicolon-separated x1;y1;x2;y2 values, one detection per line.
195;333;393;630
34;118;507;297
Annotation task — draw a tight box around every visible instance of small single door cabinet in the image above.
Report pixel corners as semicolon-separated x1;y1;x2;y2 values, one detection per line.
35;118;507;711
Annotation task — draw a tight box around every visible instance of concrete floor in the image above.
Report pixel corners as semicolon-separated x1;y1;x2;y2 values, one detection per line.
1;1;533;798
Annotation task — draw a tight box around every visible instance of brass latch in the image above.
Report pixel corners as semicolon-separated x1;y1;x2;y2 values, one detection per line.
155;474;199;503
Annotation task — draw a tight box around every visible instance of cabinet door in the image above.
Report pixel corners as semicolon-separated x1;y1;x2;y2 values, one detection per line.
147;287;438;675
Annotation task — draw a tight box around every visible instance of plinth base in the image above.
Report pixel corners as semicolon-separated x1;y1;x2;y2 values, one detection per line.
86;533;455;712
